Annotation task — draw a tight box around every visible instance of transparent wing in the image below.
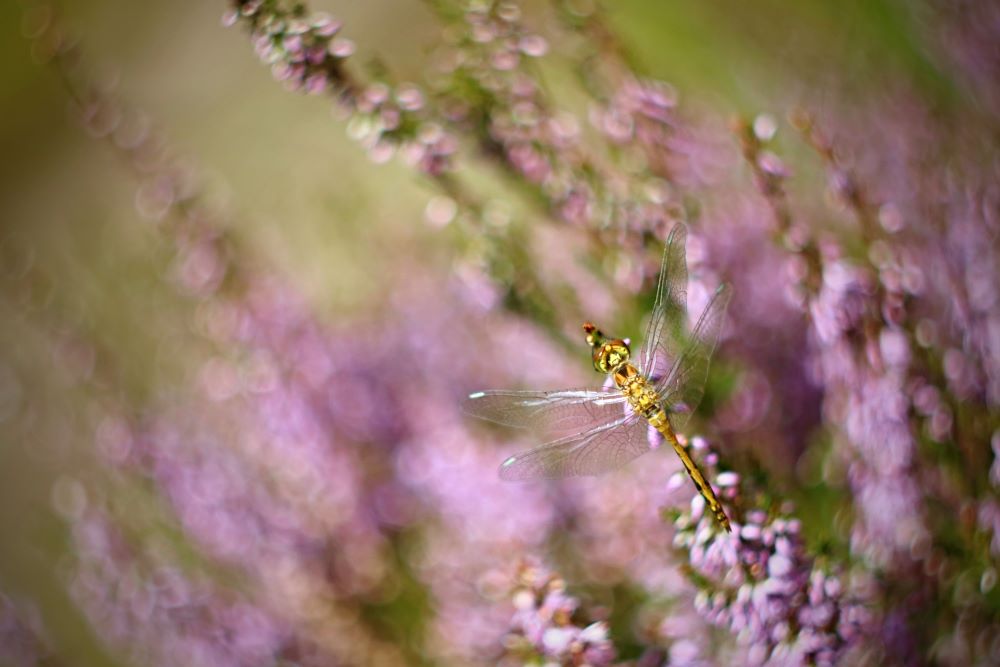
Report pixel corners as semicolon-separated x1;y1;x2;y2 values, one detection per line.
498;414;652;481
656;283;731;428
464;388;628;439
638;223;688;383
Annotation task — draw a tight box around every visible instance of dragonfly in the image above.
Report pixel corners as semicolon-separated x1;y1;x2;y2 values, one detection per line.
465;224;733;531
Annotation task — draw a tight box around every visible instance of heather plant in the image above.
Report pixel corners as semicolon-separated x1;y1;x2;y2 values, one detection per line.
4;1;999;666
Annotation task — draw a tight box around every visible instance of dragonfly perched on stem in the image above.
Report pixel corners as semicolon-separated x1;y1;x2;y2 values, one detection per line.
465;224;733;531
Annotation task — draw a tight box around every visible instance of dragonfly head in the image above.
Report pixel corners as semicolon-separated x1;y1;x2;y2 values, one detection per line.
583;322;631;373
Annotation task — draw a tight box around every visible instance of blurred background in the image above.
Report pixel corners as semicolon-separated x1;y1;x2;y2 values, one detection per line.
1;1;997;665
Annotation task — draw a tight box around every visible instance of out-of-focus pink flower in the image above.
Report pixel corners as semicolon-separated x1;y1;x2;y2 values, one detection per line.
502;560;616;666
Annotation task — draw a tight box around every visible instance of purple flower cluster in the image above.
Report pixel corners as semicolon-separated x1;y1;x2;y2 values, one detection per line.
349;81;459;175
594;77;729;191
808;256;928;567
433;4;705;246
734;115;821;308
223;2;351;96
669;437;870;666
440;3;597;224
226;0;457;174
733;91;999;659
502;560;616;666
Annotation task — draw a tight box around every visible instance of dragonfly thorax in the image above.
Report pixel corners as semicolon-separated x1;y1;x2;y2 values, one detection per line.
583;322;631;373
615;364;661;417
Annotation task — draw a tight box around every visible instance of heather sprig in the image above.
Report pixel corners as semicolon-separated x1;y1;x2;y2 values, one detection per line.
733;100;1000;660
502;560;617;666
431;1;609;229
734;115;822;305
666;436;870;666
794;109;994;553
225;0;458;175
429;1;715;244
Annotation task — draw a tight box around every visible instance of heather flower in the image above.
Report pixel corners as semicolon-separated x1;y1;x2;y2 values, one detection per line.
432;1;714;249
435;3;594;222
594;77;730;191
734;116;822;305
226;0;457;174
502;560;616;666
807;257;928;567
667;437;870;665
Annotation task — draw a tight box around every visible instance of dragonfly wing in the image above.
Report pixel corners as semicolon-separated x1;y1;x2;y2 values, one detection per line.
638;223;688;383
656;283;731;428
498;414;651;481
464;388;628;438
